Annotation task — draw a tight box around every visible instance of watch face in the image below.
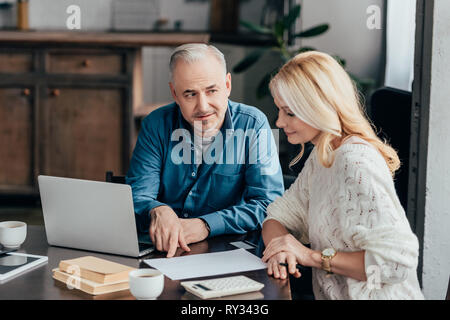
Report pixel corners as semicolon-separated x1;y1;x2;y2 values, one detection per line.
322;248;336;257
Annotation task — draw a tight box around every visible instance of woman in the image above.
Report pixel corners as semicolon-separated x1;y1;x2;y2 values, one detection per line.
262;51;424;299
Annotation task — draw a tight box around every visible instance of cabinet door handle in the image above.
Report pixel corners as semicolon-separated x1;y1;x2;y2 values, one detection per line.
22;88;30;96
51;89;60;97
82;59;91;67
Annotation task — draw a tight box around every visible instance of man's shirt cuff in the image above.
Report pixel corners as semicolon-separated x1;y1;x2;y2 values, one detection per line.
199;212;226;238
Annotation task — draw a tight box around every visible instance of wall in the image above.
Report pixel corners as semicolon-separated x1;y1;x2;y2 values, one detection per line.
422;0;450;300
27;0;210;31
299;0;385;83
28;0;112;30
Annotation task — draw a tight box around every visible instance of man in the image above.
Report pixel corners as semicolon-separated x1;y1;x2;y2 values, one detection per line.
126;43;284;257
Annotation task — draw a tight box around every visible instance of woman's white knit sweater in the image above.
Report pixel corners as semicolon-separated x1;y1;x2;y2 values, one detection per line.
265;138;424;299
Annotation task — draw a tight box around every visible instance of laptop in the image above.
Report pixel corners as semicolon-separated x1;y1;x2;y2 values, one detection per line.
38;175;154;258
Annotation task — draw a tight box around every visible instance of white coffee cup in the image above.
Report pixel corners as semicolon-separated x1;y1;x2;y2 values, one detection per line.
129;269;164;300
0;221;27;249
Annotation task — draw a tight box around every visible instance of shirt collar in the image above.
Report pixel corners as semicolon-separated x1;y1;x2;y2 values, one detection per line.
222;100;234;134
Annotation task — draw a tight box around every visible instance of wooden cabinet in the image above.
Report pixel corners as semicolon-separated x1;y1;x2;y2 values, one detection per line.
0;87;34;192
0;48;134;197
46;51;124;75
40;87;124;182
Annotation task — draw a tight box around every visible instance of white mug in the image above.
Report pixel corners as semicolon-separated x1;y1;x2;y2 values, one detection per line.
0;221;27;249
129;269;164;300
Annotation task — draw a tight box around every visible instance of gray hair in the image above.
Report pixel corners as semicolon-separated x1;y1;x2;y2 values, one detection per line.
169;43;227;81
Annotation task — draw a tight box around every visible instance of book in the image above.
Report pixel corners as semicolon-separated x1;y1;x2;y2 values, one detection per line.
52;268;130;295
58;256;135;284
0;252;48;283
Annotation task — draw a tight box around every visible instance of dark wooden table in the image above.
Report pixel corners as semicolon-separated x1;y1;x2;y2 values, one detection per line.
0;226;291;300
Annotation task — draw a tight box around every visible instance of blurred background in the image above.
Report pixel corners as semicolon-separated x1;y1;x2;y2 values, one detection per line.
0;0;415;208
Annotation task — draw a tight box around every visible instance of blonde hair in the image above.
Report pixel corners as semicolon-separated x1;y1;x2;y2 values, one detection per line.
269;51;400;176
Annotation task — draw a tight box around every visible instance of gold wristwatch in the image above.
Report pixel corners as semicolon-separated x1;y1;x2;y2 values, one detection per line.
321;248;337;277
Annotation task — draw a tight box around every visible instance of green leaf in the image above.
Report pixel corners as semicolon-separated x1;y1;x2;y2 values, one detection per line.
348;72;376;96
294;24;329;38
283;4;301;28
296;46;316;54
333;55;346;67
240;20;272;34
274;20;286;39
349;72;375;86
232;48;267;73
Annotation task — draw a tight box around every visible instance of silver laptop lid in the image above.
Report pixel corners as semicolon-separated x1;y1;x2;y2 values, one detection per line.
38;175;141;257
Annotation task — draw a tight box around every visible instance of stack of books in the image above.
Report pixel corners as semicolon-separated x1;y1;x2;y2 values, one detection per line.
52;256;136;295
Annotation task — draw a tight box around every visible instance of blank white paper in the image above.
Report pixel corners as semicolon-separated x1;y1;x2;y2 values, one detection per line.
144;248;267;280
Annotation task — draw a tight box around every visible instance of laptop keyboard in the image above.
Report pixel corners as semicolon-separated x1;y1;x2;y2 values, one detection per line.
139;242;153;251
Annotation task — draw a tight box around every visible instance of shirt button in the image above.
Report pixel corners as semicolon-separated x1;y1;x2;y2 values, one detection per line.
189;191;193;196
183;213;189;218
191;172;196;177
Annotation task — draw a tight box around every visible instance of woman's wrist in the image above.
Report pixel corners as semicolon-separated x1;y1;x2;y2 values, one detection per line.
307;249;323;269
262;219;289;246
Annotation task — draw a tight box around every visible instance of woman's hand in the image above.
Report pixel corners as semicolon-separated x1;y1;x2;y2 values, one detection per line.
266;251;301;280
262;233;315;268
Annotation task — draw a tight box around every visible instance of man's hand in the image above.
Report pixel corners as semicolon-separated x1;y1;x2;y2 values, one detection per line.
149;206;190;257
179;218;210;244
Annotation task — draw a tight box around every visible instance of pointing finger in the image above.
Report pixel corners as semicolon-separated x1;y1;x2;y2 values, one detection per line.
178;229;191;253
166;231;178;258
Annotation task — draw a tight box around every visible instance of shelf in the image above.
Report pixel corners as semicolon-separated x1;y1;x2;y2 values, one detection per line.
0;29;281;47
0;30;210;47
210;32;277;47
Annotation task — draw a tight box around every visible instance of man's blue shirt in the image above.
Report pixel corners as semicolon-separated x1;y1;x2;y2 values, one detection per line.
126;100;284;237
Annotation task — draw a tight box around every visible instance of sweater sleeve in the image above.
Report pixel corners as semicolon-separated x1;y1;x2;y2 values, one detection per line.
264;156;312;244
335;147;420;285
